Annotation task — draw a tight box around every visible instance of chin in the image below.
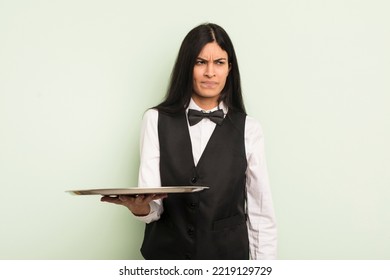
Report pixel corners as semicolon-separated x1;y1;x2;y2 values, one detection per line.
196;94;220;100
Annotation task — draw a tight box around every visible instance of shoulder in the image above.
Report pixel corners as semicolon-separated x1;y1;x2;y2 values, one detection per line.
143;108;186;130
143;108;158;120
244;115;267;157
140;108;159;130
226;110;247;130
245;115;264;141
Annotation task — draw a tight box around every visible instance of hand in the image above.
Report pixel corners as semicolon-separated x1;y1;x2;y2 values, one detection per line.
101;193;167;216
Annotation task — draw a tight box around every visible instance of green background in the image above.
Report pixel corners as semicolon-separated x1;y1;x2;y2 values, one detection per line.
1;0;389;259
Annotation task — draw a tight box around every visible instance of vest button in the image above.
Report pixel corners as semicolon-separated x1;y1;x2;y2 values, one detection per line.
187;226;195;236
189;202;198;209
191;177;198;184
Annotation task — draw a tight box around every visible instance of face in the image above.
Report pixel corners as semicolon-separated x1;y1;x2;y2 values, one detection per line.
192;42;230;109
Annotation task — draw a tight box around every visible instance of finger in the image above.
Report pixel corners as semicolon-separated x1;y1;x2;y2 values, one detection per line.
153;193;168;200
118;195;137;204
134;194;148;205
101;195;124;205
115;193;167;205
144;193;168;203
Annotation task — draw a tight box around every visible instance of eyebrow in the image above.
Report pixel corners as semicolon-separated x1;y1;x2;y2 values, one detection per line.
196;57;227;62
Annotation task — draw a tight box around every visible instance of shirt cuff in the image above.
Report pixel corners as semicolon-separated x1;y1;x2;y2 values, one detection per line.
132;200;162;224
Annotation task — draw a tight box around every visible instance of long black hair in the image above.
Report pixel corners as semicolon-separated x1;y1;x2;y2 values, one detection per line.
155;23;246;114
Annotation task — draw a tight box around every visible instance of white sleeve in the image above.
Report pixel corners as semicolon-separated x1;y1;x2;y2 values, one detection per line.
134;109;163;223
245;116;277;259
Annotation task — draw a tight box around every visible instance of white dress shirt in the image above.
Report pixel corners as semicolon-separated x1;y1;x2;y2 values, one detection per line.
136;99;277;259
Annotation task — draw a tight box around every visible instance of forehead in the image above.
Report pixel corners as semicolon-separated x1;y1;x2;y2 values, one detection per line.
198;42;228;58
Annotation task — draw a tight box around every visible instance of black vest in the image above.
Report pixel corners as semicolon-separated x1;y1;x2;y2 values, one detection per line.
140;110;249;260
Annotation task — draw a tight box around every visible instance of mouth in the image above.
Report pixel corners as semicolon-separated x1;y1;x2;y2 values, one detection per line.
200;81;218;88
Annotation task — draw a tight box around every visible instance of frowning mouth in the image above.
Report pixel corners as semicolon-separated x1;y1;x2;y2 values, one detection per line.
200;81;218;88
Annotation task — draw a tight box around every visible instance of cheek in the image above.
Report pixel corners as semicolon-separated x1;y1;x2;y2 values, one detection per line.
218;67;229;78
192;69;201;82
220;71;229;85
192;72;200;91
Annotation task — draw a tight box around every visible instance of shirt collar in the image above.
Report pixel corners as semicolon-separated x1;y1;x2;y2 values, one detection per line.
187;98;228;115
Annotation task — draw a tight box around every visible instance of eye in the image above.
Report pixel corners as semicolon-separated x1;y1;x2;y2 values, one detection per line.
195;60;206;65
215;59;226;65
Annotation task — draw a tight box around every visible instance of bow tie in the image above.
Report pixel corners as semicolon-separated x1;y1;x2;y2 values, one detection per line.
187;109;224;126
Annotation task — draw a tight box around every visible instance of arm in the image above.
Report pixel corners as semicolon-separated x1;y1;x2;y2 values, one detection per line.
136;109;164;222
245;116;277;259
101;109;164;222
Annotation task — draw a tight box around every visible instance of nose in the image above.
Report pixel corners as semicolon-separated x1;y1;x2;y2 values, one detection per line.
204;63;215;78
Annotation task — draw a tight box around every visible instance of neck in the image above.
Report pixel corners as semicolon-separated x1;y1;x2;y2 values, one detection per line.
191;95;219;110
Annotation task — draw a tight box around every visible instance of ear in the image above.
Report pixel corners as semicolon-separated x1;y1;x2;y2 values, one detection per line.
229;63;232;72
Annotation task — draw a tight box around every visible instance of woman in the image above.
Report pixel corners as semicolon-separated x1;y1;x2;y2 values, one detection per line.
102;23;277;260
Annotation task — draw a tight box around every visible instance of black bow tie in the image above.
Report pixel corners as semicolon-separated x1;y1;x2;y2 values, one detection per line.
187;109;224;126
